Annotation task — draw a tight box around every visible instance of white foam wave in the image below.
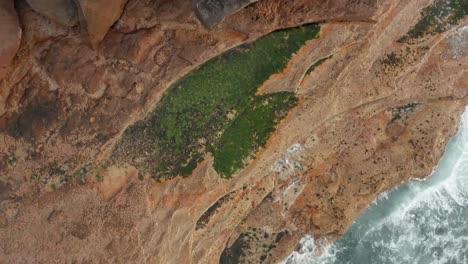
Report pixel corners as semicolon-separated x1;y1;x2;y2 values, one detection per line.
282;108;468;264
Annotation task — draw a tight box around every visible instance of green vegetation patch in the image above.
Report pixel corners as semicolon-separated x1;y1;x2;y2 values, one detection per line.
380;52;402;67
398;0;468;43
305;54;333;75
212;93;297;177
7;154;17;167
94;174;104;182
196;191;236;230
113;24;320;180
220;228;289;264
379;46;429;75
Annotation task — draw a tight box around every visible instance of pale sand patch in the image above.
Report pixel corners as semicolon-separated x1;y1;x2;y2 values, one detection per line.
94;165;137;200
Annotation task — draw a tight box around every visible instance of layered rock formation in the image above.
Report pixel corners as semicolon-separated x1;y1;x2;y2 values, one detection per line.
0;0;467;263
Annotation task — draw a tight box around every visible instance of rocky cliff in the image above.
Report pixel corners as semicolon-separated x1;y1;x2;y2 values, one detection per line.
0;0;467;263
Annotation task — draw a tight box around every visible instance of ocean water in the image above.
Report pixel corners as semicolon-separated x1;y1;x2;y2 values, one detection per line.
282;108;468;264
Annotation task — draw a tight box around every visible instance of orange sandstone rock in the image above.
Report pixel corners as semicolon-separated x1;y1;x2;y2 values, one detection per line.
75;0;129;47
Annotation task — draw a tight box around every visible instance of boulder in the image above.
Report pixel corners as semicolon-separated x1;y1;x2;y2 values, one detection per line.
75;0;129;47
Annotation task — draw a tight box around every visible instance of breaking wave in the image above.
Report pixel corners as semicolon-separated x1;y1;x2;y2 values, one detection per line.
283;108;468;264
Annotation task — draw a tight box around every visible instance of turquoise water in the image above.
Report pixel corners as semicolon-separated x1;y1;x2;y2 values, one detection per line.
283;108;468;264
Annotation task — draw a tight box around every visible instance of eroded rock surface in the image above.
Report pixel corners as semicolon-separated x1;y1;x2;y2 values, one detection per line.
76;0;129;47
194;0;260;28
26;0;79;26
0;1;21;80
0;0;466;263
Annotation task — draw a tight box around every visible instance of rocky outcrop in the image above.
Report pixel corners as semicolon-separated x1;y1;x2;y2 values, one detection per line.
0;1;21;80
24;0;129;47
0;0;466;263
75;0;129;47
26;0;79;26
194;0;260;28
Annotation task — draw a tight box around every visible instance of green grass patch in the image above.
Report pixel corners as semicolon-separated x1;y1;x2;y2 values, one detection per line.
380;52;402;67
94;174;103;182
113;24;320;180
398;0;468;43
7;154;17;167
212;93;297;178
305;55;332;75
